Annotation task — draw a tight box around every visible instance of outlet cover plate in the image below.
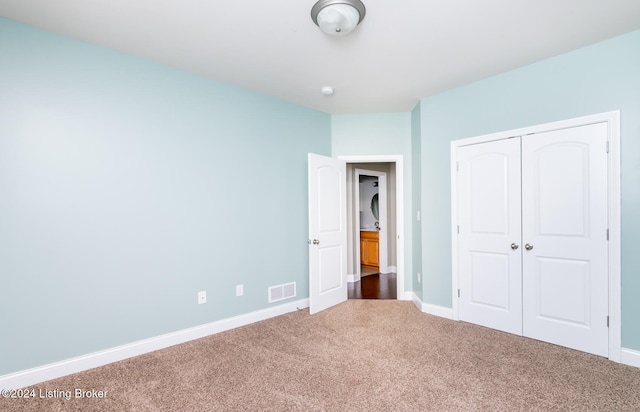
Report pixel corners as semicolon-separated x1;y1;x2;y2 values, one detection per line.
198;290;206;304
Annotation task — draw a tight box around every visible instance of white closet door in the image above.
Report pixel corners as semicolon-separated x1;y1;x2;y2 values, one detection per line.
521;123;609;357
457;138;523;335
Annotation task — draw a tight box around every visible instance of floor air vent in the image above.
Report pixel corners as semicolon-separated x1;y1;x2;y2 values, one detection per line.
268;282;296;303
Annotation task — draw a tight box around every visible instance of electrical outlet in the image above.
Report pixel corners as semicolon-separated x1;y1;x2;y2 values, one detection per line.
236;284;244;297
417;210;421;221
417;272;421;283
198;290;206;304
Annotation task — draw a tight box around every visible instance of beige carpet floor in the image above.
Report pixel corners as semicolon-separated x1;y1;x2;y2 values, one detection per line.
2;300;640;411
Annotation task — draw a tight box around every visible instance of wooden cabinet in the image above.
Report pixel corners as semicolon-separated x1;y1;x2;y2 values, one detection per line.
360;230;379;270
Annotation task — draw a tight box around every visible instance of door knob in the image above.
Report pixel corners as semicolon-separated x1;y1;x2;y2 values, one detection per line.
510;243;519;250
313;239;320;245
525;243;533;251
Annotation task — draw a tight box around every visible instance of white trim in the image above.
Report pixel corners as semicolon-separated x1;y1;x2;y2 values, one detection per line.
346;273;360;283
412;293;423;311
450;140;460;321
338;155;405;301
422;303;455;320
0;299;309;390
621;348;640;368
451;111;618;148
386;265;398;273
606;111;622;363
411;293;454;319
450;110;622;362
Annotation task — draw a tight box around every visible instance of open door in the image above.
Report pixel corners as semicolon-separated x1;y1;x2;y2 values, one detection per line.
308;153;347;314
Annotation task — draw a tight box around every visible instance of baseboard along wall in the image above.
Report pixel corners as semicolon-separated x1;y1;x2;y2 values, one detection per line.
621;348;640;368
411;293;639;369
0;299;309;390
5;294;637;390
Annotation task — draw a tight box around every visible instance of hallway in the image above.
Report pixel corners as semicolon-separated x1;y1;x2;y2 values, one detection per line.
348;272;397;299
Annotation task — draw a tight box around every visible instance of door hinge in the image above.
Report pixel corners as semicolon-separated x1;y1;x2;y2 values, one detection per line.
458;289;461;298
607;229;609;241
606;141;610;153
457;225;460;234
456;161;459;172
607;316;610;328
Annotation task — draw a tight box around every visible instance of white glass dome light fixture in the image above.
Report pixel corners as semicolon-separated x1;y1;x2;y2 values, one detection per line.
311;0;366;36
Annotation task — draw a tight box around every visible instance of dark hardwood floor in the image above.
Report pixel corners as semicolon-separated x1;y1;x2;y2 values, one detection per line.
348;272;397;299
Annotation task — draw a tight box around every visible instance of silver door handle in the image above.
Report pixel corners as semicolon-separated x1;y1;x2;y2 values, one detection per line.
525;243;533;251
312;239;320;245
510;243;519;250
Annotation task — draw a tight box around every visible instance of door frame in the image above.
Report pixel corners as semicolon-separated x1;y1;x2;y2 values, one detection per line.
308;154;348;314
354;168;388;276
450;110;621;362
339;155;406;300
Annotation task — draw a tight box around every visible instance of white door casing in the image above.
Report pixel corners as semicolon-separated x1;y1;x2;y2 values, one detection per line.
521;123;609;357
339;155;406;301
457;138;523;335
308;153;348;315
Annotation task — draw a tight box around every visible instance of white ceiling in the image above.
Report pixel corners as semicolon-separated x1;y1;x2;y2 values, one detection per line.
2;0;640;114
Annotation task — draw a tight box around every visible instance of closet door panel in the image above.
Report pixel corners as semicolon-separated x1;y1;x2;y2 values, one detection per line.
521;123;609;357
457;138;522;335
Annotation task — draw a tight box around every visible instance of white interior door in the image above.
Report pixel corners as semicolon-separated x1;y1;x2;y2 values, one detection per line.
521;123;609;357
308;153;347;315
457;138;523;335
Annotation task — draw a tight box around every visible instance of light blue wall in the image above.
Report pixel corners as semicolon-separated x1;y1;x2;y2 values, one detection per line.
331;113;413;291
0;18;331;375
4;16;638;379
419;30;640;350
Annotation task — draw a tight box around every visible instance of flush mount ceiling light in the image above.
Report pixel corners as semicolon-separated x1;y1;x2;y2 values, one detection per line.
311;0;366;36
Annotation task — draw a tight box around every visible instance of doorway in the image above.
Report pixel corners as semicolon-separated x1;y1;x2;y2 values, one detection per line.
355;170;387;274
350;169;395;300
307;154;406;313
339;156;405;301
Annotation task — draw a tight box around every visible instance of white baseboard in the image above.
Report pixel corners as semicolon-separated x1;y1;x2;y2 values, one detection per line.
347;273;360;283
621;347;640;368
0;298;309;390
411;296;638;369
411;293;454;319
422;303;454;320
348;266;397;282
411;293;423;311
